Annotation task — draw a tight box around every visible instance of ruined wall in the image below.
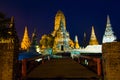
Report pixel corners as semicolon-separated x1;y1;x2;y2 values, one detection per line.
102;42;120;80
0;39;18;80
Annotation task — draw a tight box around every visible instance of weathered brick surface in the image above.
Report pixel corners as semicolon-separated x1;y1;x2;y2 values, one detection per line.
0;42;18;80
102;42;120;80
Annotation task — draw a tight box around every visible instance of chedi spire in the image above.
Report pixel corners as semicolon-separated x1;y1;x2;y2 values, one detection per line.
74;35;80;49
102;15;117;43
21;26;31;50
89;26;99;45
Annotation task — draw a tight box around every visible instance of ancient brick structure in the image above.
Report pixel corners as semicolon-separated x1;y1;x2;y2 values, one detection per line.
102;42;120;80
0;17;19;80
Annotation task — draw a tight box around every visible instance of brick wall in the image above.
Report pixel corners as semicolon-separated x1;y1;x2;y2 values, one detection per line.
0;42;18;80
102;42;120;80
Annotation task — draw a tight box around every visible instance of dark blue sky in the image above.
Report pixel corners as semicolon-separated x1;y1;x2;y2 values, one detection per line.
0;0;120;45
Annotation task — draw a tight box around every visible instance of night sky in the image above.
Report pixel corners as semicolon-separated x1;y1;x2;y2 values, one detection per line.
0;0;120;45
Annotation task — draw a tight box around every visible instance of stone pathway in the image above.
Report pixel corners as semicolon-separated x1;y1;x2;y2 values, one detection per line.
27;58;99;79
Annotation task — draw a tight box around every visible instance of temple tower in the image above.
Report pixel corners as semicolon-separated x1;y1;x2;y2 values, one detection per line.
74;35;80;49
102;15;117;43
40;10;73;53
21;26;31;50
53;18;70;53
52;10;66;36
89;26;99;45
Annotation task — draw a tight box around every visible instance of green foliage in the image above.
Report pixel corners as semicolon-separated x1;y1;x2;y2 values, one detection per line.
40;34;54;48
0;12;11;38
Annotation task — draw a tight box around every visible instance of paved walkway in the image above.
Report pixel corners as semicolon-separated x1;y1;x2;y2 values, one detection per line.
27;58;99;79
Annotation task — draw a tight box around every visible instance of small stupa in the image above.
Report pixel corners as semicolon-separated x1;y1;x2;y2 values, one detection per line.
89;26;99;45
74;35;80;49
83;26;102;53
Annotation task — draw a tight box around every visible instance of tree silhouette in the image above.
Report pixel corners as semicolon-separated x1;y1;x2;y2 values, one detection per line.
0;12;11;38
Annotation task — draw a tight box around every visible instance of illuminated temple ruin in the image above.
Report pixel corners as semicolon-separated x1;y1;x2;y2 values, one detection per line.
21;11;117;54
40;10;75;53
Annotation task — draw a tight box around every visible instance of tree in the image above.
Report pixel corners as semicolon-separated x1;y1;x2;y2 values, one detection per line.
40;34;54;48
46;34;54;48
0;12;11;38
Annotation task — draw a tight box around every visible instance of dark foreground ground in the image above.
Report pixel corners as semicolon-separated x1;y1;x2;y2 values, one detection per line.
27;58;101;80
